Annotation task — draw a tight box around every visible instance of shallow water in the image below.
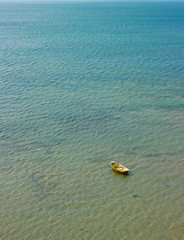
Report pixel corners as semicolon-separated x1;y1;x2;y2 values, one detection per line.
0;2;184;239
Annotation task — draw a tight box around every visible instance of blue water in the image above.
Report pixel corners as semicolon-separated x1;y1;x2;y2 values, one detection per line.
0;2;184;239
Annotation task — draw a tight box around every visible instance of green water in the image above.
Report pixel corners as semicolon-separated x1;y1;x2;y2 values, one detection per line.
0;2;184;239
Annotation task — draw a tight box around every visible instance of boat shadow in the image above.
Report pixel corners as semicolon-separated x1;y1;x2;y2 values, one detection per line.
112;170;133;177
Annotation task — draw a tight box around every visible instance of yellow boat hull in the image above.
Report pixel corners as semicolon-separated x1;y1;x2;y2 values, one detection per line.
110;161;129;174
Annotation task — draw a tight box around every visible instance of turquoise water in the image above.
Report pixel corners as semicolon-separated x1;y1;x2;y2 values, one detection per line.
0;2;184;239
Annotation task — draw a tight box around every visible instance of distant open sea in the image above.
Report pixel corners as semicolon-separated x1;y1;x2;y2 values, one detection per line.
0;2;184;239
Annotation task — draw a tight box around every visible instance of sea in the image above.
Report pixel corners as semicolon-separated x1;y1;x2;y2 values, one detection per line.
0;2;184;239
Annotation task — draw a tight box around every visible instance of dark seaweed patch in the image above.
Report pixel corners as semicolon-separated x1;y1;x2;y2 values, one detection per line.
80;228;90;233
28;173;43;191
132;194;140;198
21;213;30;218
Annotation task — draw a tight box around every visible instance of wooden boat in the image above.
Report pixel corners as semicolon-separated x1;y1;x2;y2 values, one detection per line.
110;161;129;174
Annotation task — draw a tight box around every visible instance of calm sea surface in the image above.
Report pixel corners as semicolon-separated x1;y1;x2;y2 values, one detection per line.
0;2;184;239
